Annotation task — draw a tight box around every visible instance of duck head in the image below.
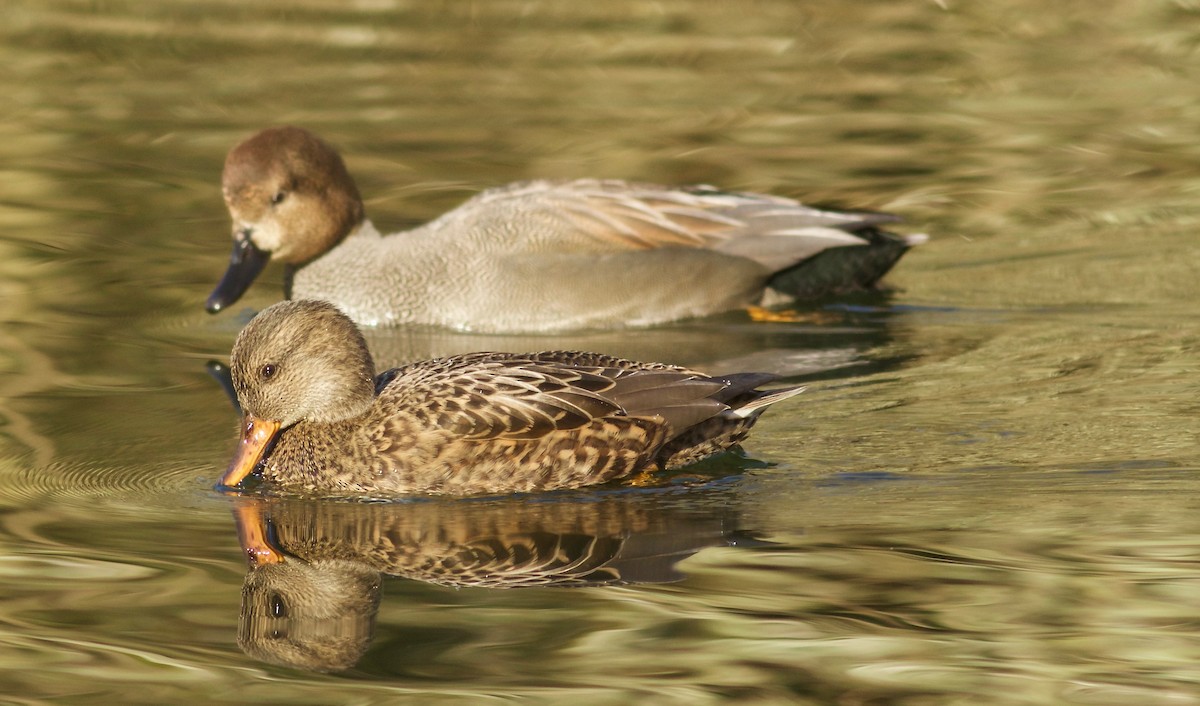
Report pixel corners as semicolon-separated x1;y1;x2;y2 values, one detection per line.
218;300;376;489
239;556;381;673
207;127;365;313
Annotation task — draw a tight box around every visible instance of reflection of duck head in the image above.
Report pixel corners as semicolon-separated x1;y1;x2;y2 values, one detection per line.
238;557;380;673
229;488;751;672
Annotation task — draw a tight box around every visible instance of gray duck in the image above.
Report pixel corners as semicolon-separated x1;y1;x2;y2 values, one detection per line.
207;126;925;332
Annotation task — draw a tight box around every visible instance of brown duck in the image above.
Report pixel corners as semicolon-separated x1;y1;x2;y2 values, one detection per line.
207;126;925;333
218;300;805;496
232;492;744;671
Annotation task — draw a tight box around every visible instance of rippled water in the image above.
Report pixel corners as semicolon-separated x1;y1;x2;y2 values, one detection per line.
4;1;1200;703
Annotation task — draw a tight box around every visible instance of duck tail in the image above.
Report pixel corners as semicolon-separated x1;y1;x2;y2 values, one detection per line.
766;227;926;299
722;381;806;420
653;375;804;470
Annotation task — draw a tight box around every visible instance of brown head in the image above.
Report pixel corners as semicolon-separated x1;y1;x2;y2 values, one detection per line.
218;300;377;489
239;558;381;672
207;127;365;313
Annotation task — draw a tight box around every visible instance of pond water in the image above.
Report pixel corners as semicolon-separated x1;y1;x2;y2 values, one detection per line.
4;0;1200;703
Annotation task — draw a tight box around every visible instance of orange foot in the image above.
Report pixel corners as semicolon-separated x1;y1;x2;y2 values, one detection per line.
626;469;661;487
746;305;841;324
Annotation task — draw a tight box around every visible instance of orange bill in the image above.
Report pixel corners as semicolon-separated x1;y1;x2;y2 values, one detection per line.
218;413;281;489
232;499;284;566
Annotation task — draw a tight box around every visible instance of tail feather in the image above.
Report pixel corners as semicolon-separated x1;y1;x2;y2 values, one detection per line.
652;376;804;470
727;384;806;419
767;227;924;298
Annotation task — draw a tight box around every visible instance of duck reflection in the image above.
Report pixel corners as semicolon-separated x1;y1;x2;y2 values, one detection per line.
209;291;911;381
358;300;910;378
229;488;749;672
207;299;913;420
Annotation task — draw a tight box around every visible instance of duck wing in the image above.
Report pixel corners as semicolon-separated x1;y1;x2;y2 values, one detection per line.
427;179;900;272
380;351;733;441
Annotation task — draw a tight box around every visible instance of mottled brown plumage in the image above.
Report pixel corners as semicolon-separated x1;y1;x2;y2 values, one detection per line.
233;493;740;671
219;300;804;496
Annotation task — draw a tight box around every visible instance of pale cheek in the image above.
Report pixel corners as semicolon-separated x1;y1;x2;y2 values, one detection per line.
228;199;285;252
248;218;285;252
300;379;341;423
301;378;371;424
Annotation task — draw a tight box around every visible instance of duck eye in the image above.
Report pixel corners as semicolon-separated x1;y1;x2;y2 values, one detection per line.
270;190;287;205
268;592;288;619
261;364;277;380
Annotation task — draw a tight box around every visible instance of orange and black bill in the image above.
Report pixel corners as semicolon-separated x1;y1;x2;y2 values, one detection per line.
217;413;281;490
231;499;284;566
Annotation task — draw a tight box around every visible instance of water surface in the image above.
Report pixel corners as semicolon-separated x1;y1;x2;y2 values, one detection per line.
3;1;1200;703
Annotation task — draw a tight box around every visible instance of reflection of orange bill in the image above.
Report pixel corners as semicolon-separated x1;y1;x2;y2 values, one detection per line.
219;414;281;488
232;500;283;566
